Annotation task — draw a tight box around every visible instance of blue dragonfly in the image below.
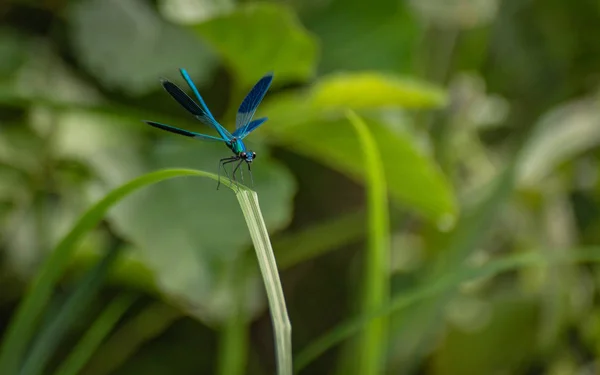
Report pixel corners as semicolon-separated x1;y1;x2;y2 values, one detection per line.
144;68;273;188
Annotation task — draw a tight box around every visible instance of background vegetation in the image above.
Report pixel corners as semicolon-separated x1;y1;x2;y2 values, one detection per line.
1;0;600;374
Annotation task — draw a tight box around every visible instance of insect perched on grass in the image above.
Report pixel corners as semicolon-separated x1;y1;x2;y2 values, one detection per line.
144;68;273;188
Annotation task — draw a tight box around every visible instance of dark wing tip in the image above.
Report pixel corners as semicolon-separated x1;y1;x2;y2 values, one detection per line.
159;78;175;89
262;71;274;83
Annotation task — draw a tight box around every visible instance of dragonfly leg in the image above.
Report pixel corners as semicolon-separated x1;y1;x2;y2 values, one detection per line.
248;163;254;187
217;156;238;190
232;159;244;186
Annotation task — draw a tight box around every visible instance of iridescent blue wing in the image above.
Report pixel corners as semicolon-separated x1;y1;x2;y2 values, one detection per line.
144;120;227;142
233;117;268;139
161;76;233;141
235;72;273;136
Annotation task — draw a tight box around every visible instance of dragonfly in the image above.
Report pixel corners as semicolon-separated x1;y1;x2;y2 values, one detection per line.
144;68;273;188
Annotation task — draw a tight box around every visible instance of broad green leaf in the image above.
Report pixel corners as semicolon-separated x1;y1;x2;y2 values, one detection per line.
193;3;318;88
518;94;600;187
68;0;216;95
312;72;448;110
260;88;455;224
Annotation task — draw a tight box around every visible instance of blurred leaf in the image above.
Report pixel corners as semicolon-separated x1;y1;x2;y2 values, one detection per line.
301;0;419;74
69;0;216;95
385;160;517;372
409;0;499;28
312;72;447;110
261;88;455;223
158;0;235;24
0;29;27;79
518;94;600;187
193;3;318;87
102;139;296;323
273;210;365;269
430;297;538;375
294;247;600;372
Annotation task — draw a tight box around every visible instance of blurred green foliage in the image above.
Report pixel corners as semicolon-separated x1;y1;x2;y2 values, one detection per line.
1;0;600;374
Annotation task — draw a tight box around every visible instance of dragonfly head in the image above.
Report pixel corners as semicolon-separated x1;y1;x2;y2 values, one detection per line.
240;151;256;163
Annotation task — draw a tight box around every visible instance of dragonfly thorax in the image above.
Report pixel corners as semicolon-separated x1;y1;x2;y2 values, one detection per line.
228;138;256;162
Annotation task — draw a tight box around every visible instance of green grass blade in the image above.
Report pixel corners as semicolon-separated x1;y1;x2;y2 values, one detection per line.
237;190;292;375
217;311;248;375
0;168;236;375
19;247;123;375
81;303;183;375
217;256;249;375
294;247;600;372
52;294;136;375
346;110;390;375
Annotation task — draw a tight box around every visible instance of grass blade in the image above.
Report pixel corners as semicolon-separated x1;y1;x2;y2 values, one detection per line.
81;302;183;375
346;110;390;375
0;168;236;375
237;190;292;375
217;256;249;375
52;294;136;375
19;247;122;375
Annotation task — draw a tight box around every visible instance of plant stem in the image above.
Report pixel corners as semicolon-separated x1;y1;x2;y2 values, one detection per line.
347;111;390;375
236;190;292;375
217;256;249;375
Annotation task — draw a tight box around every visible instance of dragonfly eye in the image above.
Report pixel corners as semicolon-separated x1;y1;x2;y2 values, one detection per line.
252;152;256;159
241;152;247;158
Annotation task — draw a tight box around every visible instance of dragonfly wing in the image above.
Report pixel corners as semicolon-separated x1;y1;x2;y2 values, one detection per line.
233;117;268;139
235;72;273;135
144;121;226;142
161;77;233;141
179;68;216;121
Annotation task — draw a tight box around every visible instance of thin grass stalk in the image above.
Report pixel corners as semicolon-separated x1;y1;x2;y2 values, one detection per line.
217;256;249;375
19;247;122;375
81;303;183;375
347;110;390;375
237;190;292;375
53;294;136;375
